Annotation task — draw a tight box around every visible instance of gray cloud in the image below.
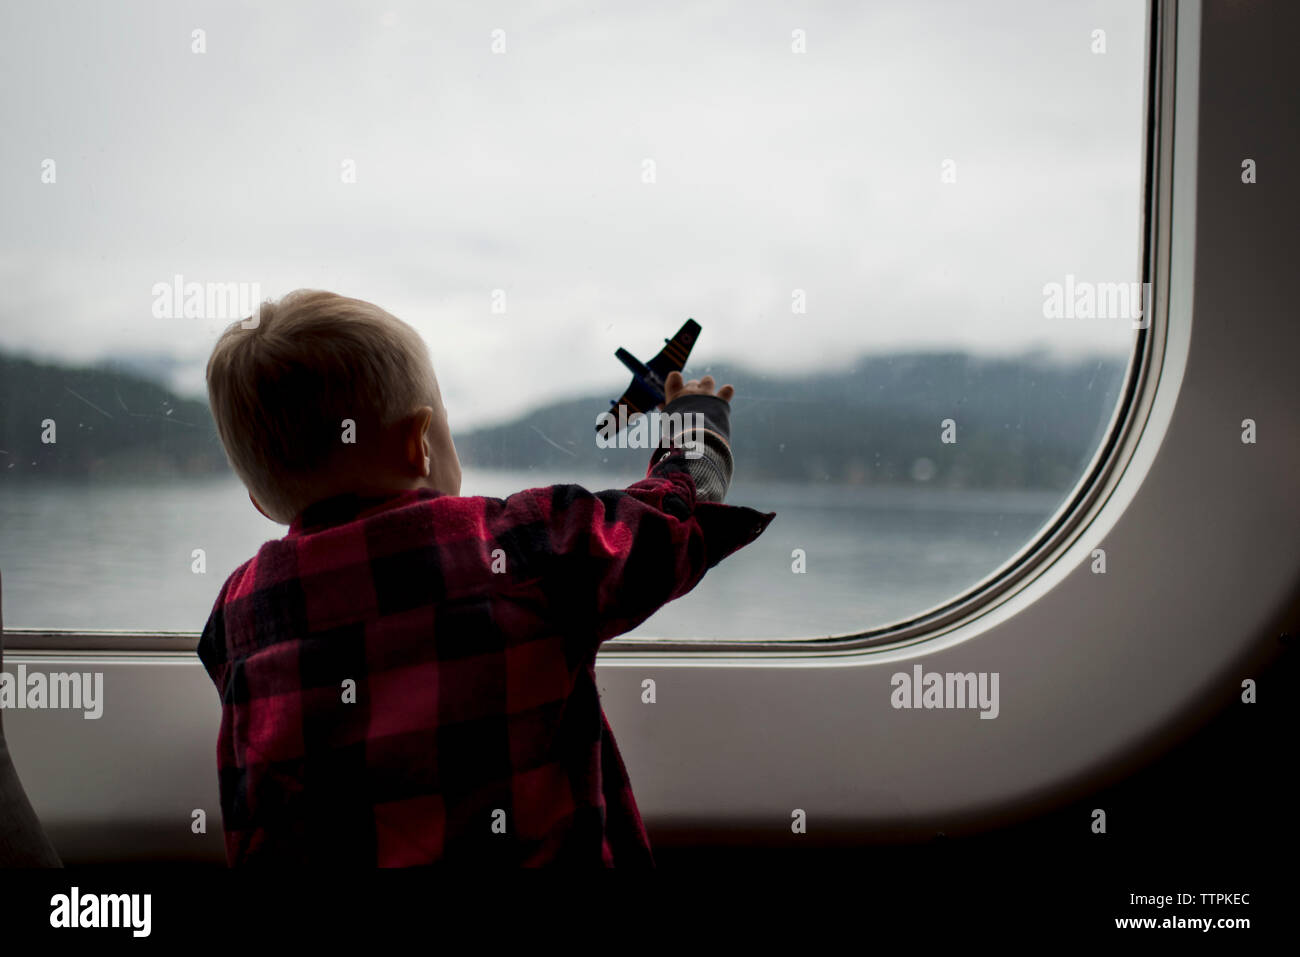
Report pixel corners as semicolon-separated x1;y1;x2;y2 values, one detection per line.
0;0;1147;428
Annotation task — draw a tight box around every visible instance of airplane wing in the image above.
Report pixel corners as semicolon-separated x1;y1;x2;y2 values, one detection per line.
645;319;701;379
607;377;662;419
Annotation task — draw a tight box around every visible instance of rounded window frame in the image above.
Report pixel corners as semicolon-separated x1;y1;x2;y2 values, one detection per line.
4;0;1171;658
608;0;1171;656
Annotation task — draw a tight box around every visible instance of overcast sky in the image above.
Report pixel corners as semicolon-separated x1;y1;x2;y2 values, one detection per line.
0;0;1148;429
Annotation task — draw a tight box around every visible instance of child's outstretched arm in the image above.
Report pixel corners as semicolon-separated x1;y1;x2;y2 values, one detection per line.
482;374;772;651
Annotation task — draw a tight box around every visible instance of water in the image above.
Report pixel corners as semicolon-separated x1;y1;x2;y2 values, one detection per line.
0;470;1066;639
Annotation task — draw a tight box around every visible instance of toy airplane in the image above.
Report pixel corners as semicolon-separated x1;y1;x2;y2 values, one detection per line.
597;318;701;433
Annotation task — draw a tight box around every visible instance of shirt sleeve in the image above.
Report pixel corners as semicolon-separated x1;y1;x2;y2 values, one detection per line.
648;393;735;503
196;575;234;694
485;450;774;655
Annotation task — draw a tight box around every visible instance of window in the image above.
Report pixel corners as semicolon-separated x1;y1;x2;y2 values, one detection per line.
0;1;1149;639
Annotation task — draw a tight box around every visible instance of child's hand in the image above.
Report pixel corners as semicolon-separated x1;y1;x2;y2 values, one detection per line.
663;370;735;406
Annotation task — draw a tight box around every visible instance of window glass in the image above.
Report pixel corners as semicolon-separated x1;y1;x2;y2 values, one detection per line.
0;1;1148;638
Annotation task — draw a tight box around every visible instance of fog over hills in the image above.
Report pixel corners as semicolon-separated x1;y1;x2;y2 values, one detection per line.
0;350;1128;490
456;352;1129;490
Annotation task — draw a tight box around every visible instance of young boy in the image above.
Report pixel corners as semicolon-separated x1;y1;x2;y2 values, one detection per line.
198;289;773;866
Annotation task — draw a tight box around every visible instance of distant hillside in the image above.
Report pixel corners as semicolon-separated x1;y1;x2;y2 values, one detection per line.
0;353;229;477
0;350;1129;489
455;352;1130;491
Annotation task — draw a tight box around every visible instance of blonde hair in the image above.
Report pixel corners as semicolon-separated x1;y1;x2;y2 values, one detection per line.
206;289;437;521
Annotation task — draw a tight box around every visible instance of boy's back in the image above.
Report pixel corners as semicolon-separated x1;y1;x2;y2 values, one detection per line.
197;290;772;866
199;458;770;866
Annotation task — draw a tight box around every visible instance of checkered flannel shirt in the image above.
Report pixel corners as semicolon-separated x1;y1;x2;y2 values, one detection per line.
197;397;773;866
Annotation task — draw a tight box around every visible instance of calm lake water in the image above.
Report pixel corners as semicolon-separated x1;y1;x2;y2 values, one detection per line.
0;470;1065;639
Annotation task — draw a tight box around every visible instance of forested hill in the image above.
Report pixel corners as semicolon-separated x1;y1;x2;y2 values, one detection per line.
455;352;1129;491
0;350;1128;490
0;353;228;477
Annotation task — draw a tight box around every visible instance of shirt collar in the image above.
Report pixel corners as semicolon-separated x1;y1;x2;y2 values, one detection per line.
288;487;442;537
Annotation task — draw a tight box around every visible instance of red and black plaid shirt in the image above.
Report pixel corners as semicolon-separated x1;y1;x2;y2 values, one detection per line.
197;450;773;866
